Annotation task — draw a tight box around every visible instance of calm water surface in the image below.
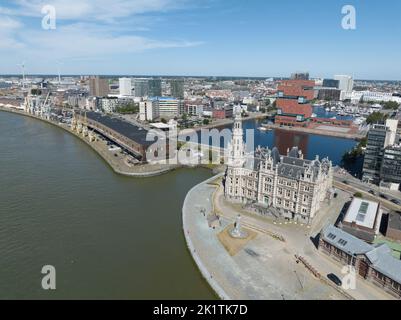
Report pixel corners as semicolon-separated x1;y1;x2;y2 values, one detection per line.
0;111;358;299
0;111;215;299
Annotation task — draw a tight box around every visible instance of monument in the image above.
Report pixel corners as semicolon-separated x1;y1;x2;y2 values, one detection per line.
229;215;248;239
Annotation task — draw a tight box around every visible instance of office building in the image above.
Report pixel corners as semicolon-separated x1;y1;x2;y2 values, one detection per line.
148;79;162;97
363;119;399;185
169;79;185;99
119;78;132;96
291;72;309;80
157;97;182;118
224;113;333;224
322;79;339;88
89;76;109;97
380;144;401;189
317;88;341;101
334;75;353;100
139;100;159;122
140;97;183;121
134;79;149;98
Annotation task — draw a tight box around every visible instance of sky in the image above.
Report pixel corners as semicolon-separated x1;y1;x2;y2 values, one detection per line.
0;0;400;79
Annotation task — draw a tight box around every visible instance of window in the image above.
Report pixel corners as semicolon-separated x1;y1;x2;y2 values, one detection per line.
392;281;400;291
327;233;336;240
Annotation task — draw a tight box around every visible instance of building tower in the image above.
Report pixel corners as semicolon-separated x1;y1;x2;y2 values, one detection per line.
227;112;246;167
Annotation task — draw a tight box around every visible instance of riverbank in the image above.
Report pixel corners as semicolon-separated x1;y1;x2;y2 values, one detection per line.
0;106;180;178
182;174;230;300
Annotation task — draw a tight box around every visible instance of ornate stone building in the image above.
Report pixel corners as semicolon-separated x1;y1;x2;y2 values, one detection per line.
224;113;333;224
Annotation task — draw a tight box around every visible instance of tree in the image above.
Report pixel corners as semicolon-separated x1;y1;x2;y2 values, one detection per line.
203;118;210;125
115;103;139;114
161;118;167;124
354;192;363;198
366;112;387;125
382;101;400;110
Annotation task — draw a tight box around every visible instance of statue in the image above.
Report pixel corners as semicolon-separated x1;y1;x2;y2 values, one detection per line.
229;214;248;239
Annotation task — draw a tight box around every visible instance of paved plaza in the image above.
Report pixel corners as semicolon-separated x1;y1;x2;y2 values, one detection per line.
183;176;396;300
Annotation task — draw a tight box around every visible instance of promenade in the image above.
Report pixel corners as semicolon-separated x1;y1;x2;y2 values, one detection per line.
182;175;396;300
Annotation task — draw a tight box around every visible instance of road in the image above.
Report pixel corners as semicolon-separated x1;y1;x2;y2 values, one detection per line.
333;167;401;210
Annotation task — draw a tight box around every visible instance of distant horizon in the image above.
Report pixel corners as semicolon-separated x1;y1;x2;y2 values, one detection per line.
1;74;401;83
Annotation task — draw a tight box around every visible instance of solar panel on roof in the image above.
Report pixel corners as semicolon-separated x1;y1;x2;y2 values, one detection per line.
359;202;369;214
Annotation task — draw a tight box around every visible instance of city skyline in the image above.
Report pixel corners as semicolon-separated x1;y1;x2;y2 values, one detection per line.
1;0;401;80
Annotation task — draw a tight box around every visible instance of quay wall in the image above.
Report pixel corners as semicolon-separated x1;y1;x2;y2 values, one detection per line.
0;107;178;178
182;173;230;300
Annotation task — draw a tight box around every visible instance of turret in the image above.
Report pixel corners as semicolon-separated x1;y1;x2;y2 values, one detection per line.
227;112;246;167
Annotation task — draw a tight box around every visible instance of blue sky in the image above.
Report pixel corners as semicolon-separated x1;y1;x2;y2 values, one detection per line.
0;0;400;79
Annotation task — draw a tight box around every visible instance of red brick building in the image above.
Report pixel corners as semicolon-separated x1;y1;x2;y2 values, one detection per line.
275;80;315;127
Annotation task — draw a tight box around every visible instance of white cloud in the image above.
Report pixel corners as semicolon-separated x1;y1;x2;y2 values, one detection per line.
0;0;204;71
4;0;188;21
21;23;202;59
0;15;24;49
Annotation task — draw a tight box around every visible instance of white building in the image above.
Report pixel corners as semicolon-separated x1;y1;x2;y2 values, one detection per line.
157;97;182;118
224;113;333;224
334;75;354;100
346;90;401;104
100;98;119;113
119;78;132;96
139;100;159;121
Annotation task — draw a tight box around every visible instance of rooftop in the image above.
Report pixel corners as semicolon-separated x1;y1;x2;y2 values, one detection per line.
322;225;401;284
388;211;401;231
344;198;380;230
85;112;155;147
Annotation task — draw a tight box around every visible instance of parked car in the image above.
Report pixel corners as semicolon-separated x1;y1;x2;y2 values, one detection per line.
368;190;375;195
391;199;401;205
327;273;342;286
380;194;389;200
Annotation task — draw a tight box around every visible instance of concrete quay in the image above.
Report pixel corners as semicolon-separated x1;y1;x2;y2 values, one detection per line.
183;176;349;300
0;107;180;178
183;175;396;300
264;123;366;140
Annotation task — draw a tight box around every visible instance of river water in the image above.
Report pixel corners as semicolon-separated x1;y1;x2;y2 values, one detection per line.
0;111;215;299
0;111;357;299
